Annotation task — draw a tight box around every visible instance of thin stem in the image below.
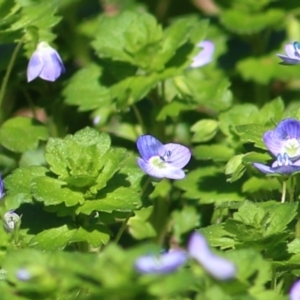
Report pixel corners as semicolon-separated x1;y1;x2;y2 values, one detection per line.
0;37;25;113
288;176;295;202
281;180;287;203
132;104;145;134
114;178;151;243
22;88;37;119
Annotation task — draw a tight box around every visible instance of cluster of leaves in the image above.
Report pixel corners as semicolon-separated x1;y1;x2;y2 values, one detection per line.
0;0;300;299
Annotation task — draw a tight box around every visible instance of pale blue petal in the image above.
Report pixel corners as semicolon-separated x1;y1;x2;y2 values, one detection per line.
191;41;214;68
253;162;274;174
290;279;300;300
276;54;300;65
163;143;191;168
137;158;186;179
27;52;43;82
137;135;164;160
285;43;300;59
137;158;164;178
135;251;187;274
39;51;65;82
188;232;236;280
16;269;31;281
263;130;284;156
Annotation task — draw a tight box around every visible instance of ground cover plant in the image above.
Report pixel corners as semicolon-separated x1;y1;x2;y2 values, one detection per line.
1;0;300;299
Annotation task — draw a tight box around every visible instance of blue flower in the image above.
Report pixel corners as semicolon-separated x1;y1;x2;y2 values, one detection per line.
253;119;300;175
253;153;300;175
277;42;300;65
27;42;65;82
16;269;31;281
290;279;300;300
188;232;236;280
0;174;4;200
190;40;214;68
135;250;187;274
136;135;191;180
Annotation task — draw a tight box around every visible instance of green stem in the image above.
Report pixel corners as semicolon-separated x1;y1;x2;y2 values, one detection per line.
22;88;37;119
132;104;145;134
114;178;151;243
281;180;287;203
288;176;295;202
0;37;25;114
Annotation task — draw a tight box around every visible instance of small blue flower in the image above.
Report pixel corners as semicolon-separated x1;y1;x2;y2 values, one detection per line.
290;279;300;300
277;42;300;65
0;174;4;200
135;250;187;274
253;153;300;175
190;40;214;68
188;232;236;280
253;119;300;175
27;42;65;82
136;135;191;180
263;119;300;160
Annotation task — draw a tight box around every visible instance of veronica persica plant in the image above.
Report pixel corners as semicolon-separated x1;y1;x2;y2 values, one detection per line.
136;135;191;179
188;232;236;280
135;250;187;274
27;42;65;82
3;211;20;233
277;42;300;65
190;40;214;68
253;119;300;175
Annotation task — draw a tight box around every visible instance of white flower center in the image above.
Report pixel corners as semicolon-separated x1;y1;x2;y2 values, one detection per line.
283;138;300;158
149;156;168;169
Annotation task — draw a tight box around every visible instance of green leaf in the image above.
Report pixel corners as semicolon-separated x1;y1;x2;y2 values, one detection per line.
171;206;200;239
63;64;111;111
235;124;266;149
92;11;162;70
225;154;246;182
221;9;285;34
191;119;219;143
0;117;48;153
31;177;85;207
45;128;110;179
194;144;235;161
128;207;156;240
156;99;193;121
4;166;48;208
175;167;244;203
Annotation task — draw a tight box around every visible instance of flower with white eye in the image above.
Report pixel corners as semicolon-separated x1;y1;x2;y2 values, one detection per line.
27;42;65;82
136;135;191;180
277;42;300;65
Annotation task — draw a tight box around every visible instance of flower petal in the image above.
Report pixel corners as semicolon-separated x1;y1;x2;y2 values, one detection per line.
137;135;164;161
135;251;187;274
39;51;65;82
188;232;236;280
137;158;186;180
285;43;300;59
263;118;300;157
290;279;300;300
27;52;44;82
253;162;274;174
190;40;214;68
163;143;191;168
276;54;300;65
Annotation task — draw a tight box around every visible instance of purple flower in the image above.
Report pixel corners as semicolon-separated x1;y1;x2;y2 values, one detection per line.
188;232;236;280
277;42;300;65
290;279;300;300
135;250;187;274
264;119;300;159
0;174;4;200
253;119;300;175
253;153;300;175
190;40;214;68
27;42;65;82
136;135;191;180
